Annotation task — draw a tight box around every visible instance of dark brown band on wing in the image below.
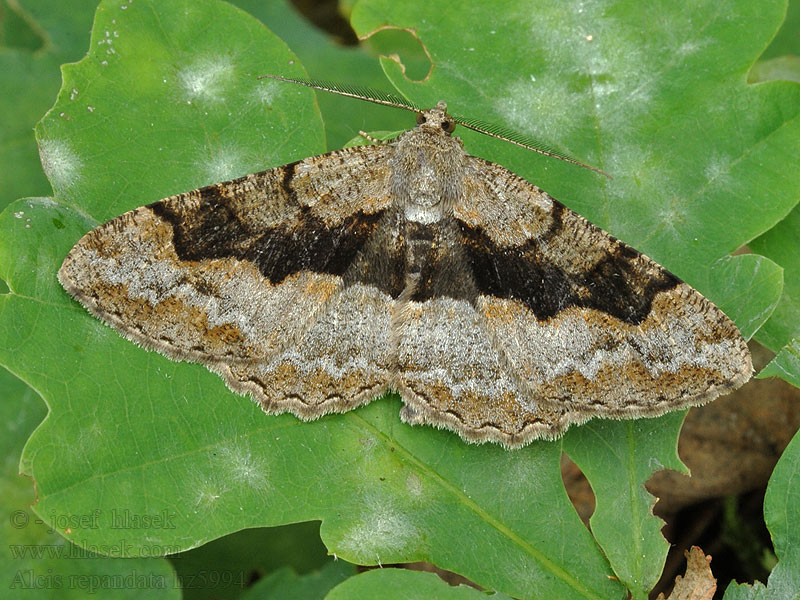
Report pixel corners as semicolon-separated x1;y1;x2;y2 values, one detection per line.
149;180;387;287
340;209;407;299
456;217;681;325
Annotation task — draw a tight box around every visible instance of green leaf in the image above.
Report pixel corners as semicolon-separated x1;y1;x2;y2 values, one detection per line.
562;413;687;599
0;0;98;211
758;430;800;595
723;430;800;599
750;204;800;353
749;199;800;388
0;367;180;599
325;568;512;600
233;0;411;149
3;1;800;598
758;339;800;389
34;0;324;216
240;561;356;600
706;254;784;342
759;0;800;60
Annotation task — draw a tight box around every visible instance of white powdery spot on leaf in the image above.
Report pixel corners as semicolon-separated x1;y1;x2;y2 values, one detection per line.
591;79;620;102
677;38;706;57
703;152;733;185
38;139;82;193
336;497;420;563
29;197;58;209
601;139;677;234
495;77;583;152
657;196;689;232
253;79;285;105
625;83;653;107
254;86;273;105
195;487;224;509
76;421;105;457
405;473;424;498
216;439;270;489
178;55;235;103
192;472;229;512
603;140;656;185
204;144;246;183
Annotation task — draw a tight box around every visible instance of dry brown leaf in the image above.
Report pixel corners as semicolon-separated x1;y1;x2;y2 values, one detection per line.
656;546;716;600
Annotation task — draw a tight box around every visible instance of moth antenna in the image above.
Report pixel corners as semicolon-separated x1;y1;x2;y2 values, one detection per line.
262;75;611;179
259;75;420;113
452;115;613;179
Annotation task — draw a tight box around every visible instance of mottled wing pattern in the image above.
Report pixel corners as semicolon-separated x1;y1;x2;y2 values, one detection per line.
59;144;399;417
60;112;752;448
397;157;750;445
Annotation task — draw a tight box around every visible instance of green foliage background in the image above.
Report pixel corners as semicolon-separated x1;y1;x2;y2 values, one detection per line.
1;0;798;598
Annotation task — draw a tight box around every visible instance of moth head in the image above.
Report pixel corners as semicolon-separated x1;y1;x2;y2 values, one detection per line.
416;101;457;135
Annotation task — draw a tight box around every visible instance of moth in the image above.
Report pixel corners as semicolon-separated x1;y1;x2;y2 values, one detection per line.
59;76;752;448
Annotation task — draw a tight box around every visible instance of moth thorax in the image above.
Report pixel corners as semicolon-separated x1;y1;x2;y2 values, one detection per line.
404;202;445;224
393;157;462;225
